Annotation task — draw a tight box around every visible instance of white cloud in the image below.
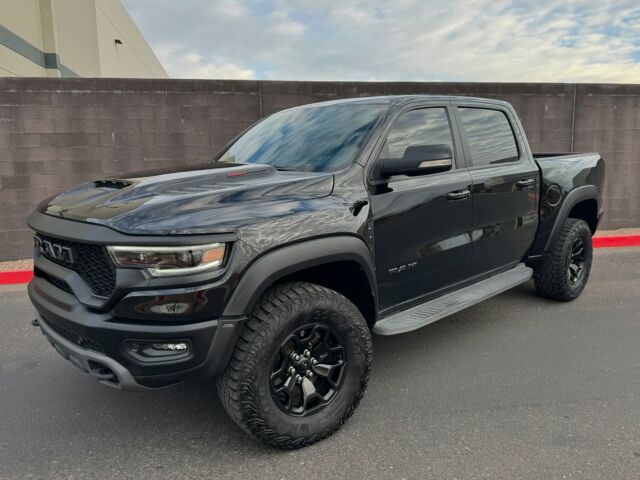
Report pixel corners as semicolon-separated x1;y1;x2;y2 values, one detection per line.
124;0;640;83
155;44;255;80
210;0;251;18
270;20;305;36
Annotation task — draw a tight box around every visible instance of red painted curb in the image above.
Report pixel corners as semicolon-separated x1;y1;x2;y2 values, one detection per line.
0;270;34;285
0;235;638;286
593;235;640;249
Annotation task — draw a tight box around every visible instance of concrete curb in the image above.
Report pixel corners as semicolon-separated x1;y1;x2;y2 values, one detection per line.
1;235;638;286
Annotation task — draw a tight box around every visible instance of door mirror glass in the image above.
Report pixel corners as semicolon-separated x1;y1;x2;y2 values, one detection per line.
380;144;453;177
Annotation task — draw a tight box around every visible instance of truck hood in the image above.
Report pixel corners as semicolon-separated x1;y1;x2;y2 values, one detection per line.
38;163;335;235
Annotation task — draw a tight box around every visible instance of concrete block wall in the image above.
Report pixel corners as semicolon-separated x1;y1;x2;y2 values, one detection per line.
573;84;640;229
0;78;638;260
0;78;261;260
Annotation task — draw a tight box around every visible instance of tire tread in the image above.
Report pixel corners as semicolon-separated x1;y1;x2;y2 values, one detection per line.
533;218;592;301
217;281;372;449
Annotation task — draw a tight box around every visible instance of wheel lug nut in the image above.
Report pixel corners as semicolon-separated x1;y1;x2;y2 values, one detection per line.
296;375;303;383
311;359;318;365
291;353;300;361
288;366;296;375
303;349;311;357
306;371;314;378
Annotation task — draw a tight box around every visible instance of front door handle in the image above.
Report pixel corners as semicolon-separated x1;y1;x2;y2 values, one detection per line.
445;189;471;201
515;178;535;189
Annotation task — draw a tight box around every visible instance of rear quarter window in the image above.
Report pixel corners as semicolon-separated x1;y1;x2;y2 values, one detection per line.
458;108;519;167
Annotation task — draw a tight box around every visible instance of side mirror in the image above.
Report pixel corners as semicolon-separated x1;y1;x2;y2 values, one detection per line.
380;144;453;177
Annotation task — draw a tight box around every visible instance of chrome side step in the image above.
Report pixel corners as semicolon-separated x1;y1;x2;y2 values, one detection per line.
373;263;533;336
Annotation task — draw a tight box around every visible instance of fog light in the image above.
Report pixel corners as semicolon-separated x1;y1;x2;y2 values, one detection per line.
125;340;191;362
148;302;191;315
152;342;188;352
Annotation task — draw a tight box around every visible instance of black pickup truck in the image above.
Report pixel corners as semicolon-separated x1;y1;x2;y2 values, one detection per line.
28;95;605;449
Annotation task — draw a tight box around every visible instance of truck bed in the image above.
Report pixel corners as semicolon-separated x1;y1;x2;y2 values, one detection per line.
529;151;605;257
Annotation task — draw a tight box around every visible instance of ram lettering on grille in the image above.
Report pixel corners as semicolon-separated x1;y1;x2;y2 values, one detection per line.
35;236;74;264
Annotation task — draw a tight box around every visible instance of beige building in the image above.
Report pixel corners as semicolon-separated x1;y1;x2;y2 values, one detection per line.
0;0;167;78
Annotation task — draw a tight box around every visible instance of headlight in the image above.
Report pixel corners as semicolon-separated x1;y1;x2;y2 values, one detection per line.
107;243;226;277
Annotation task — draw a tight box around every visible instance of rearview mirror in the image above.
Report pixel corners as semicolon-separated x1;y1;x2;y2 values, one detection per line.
380;144;453;177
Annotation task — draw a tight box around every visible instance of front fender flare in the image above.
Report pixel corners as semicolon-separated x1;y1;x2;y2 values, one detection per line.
222;236;376;317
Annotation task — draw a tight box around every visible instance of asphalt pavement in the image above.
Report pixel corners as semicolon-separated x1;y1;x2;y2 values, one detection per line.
1;248;639;479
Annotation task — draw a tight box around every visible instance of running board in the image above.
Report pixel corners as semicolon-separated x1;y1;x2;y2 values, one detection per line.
373;264;533;336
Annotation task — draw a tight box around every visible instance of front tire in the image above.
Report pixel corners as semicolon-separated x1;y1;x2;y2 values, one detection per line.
217;282;372;449
533;218;593;301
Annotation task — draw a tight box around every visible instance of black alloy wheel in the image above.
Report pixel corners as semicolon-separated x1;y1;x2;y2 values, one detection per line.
568;238;586;285
270;323;347;417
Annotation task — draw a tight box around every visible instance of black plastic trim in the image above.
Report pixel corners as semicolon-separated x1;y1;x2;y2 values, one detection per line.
544;185;598;252
222;236;376;316
37;316;152;391
200;317;246;378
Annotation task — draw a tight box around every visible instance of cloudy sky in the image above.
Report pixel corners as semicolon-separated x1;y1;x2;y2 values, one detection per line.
122;0;640;83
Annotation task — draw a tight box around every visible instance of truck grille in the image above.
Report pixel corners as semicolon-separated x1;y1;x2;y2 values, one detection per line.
36;235;116;297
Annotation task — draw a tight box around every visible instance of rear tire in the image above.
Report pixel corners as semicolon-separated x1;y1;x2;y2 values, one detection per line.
533;218;593;301
217;282;372;449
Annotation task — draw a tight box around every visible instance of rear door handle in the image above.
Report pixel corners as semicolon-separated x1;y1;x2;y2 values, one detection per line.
515;178;535;188
445;189;471;201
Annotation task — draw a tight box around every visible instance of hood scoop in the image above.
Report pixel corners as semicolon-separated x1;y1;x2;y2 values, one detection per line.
94;179;132;189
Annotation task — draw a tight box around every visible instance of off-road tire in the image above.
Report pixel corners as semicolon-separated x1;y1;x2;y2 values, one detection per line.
533;218;593;301
216;282;372;449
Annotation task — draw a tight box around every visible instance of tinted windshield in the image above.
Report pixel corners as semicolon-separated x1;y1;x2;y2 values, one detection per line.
216;103;388;172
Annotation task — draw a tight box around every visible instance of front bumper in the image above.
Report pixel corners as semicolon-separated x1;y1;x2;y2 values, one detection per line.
28;268;246;391
37;314;152;390
26;211;253;390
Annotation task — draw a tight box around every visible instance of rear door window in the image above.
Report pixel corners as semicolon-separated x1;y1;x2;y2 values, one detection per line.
457;108;518;166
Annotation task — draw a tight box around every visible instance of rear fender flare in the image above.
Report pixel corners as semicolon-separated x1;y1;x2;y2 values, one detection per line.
544;185;598;252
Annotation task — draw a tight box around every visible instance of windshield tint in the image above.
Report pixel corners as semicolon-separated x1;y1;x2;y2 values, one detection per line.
216;103;388;172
